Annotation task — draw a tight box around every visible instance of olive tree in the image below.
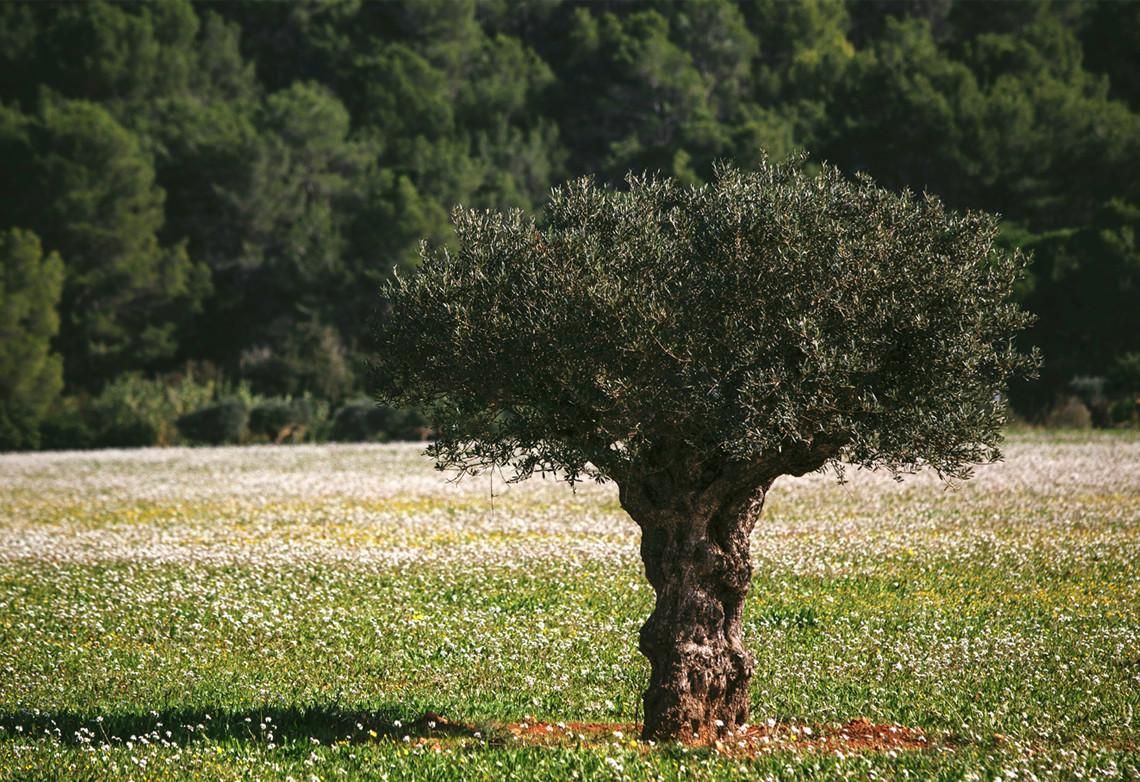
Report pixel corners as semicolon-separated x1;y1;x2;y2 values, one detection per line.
370;159;1035;743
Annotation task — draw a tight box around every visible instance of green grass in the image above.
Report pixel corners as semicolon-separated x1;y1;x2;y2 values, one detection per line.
1;434;1137;779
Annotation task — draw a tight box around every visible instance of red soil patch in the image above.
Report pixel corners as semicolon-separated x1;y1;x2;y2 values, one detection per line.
501;716;935;756
403;712;936;756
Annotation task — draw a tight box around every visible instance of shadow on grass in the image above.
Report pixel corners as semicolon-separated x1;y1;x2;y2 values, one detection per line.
0;703;479;746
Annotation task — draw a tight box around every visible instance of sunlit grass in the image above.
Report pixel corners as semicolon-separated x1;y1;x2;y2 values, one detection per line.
1;433;1137;779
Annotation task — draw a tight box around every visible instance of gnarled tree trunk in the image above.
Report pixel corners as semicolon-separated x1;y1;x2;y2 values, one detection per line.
620;469;769;743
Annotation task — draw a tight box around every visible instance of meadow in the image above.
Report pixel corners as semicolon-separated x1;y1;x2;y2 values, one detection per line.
1;433;1137;780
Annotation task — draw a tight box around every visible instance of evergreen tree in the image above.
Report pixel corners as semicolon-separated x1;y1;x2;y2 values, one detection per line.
0;0;1137;426
196;82;370;395
0;229;64;450
0;98;208;390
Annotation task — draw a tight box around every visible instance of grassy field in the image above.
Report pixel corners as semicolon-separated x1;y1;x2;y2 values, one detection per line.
1;433;1137;780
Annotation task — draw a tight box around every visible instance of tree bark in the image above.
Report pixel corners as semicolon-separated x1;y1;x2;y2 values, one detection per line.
620;469;768;743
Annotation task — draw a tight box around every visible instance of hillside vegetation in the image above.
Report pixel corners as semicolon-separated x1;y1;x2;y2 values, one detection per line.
2;0;1138;450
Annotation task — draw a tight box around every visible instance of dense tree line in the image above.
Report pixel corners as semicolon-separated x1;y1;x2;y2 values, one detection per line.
1;0;1137;449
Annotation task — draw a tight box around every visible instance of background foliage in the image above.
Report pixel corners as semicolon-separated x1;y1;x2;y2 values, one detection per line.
1;0;1137;449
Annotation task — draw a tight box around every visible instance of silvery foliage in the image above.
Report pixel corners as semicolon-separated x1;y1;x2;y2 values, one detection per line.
372;158;1036;486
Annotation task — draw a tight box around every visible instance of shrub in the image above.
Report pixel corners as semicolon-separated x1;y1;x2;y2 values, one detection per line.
1107;353;1140;426
329;400;385;442
1108;352;1140;395
86;372;217;447
176;399;248;445
1068;375;1111;427
1109;396;1138;426
248;398;315;443
330;399;428;442
37;400;96;450
97;417;159;448
1044;396;1093;429
0;404;42;451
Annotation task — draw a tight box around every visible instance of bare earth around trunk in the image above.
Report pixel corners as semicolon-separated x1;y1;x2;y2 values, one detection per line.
502;716;934;755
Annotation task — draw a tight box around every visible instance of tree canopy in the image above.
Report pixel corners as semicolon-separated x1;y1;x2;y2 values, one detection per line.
373;160;1035;486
